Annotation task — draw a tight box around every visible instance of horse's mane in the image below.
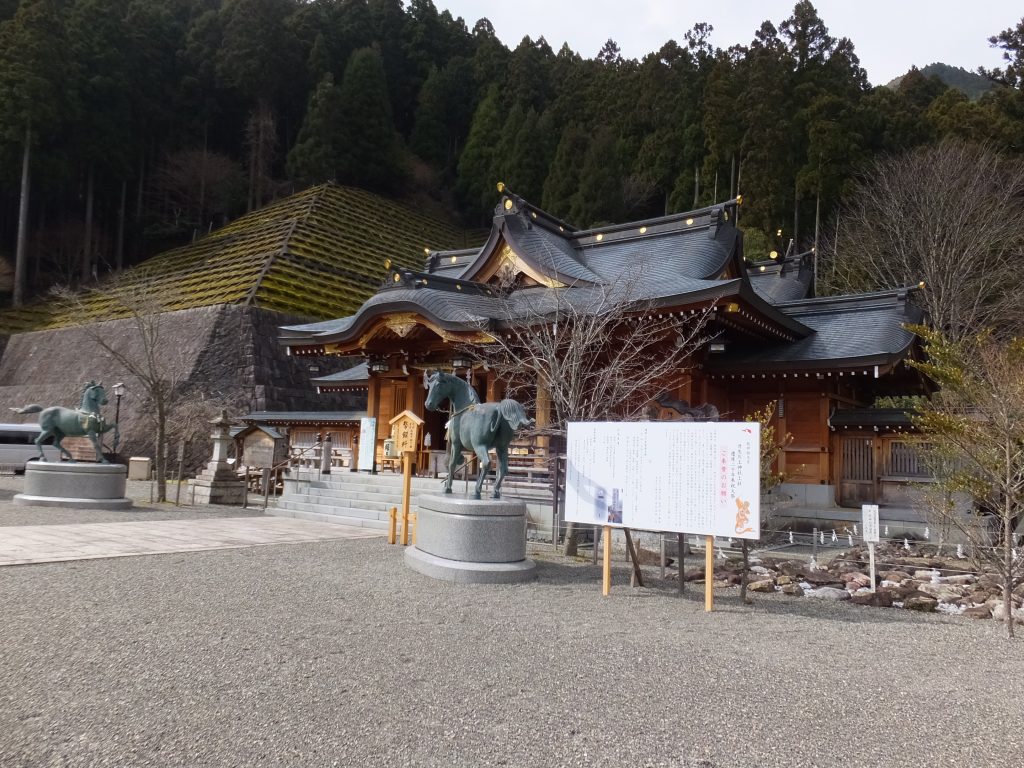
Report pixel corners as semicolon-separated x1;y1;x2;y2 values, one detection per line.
435;371;480;404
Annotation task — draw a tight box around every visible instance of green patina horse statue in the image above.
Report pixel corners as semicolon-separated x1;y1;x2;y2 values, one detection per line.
424;370;532;500
10;381;118;463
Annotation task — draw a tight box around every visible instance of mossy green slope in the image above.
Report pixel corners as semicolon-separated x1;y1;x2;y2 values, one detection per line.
0;184;481;333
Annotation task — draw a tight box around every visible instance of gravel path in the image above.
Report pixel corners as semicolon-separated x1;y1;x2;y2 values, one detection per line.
0;476;265;526
1;537;1021;767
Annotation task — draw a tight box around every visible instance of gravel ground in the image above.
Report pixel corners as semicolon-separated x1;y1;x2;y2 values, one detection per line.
0;476;265;526
1;534;1022;767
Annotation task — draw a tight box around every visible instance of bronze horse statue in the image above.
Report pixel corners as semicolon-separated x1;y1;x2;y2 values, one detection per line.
424;370;532;500
10;381;118;463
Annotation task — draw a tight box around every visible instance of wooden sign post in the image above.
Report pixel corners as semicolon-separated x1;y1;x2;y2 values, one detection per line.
705;535;715;612
862;504;880;593
389;410;424;546
602;526;612;596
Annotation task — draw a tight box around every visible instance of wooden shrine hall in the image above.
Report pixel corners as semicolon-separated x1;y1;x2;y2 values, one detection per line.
279;189;925;508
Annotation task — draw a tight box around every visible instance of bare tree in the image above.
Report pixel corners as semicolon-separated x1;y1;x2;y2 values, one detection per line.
463;265;715;554
739;400;792;602
55;287;214;502
157;148;245;228
821;140;1024;339
911;326;1024;638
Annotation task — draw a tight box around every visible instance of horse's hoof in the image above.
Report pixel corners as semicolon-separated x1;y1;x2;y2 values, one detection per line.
491;493;501;499
444;488;452;495
472;494;481;501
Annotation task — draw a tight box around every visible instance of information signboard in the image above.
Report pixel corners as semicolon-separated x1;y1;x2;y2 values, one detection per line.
862;504;880;543
565;422;761;538
358;417;377;471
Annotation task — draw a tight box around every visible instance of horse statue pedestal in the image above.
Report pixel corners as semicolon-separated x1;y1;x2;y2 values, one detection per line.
404;494;536;584
14;462;133;510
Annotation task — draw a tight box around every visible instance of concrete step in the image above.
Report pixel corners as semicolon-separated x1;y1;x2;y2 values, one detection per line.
276;467;554;528
268;504;389;530
280;494;411;514
272;497;388;521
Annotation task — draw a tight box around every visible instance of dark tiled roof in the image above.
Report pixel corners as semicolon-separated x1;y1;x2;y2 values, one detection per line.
748;252;813;304
502;215;604;284
311;362;368;385
242;411;365;424
708;290;923;371
829;408;917;429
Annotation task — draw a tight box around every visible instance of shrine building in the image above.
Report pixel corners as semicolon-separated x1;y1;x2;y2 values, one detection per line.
279;190;925;509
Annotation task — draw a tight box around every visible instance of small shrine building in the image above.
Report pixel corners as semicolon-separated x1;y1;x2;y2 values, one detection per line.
279;191;924;508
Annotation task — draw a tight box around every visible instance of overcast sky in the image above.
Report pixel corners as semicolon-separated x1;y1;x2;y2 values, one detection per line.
434;1;1020;86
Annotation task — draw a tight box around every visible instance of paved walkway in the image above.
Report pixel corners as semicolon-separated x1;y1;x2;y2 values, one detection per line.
0;516;382;566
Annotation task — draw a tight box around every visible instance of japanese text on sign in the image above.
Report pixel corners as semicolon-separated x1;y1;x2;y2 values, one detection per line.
564;422;761;539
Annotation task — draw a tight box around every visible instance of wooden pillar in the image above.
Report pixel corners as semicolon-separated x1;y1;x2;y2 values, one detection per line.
535;380;551;461
818;391;830;485
776;384;788;477
485;371;505;403
405;371;416;412
368;374;381;474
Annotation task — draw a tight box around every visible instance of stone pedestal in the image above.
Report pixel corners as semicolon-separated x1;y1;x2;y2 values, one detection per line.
14;462;132;509
405;494;536;583
191;464;246;505
192;410;246;505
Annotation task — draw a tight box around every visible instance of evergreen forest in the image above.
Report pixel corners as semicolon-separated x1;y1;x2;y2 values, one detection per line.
2;0;1024;307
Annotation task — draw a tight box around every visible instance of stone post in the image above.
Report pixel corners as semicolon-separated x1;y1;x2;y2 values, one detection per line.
192;410;246;505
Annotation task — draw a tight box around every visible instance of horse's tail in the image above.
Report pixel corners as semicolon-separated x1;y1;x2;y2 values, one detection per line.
497;399;533;432
10;405;43;415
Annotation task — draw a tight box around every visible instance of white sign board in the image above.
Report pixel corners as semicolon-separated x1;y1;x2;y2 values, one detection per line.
358;417;377;471
565;422;761;538
862;504;880;543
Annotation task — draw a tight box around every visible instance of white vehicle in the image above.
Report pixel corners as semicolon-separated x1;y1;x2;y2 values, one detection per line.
0;423;60;473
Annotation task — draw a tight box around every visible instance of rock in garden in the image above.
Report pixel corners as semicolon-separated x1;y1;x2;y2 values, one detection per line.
776;575;794;586
808;587;850;600
683;568;704;582
748;579;775;593
990;603;1024;624
850;591;894;608
882;570;913;582
804;570;842;586
904;596;938;612
779;561;807;578
941;574;975;585
962;606;992;619
843;572;873;589
780;584;804;596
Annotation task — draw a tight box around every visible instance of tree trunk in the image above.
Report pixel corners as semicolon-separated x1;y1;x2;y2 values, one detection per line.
792;178;800;251
81;168;95;283
135;150;145;222
116;178;126;272
563;521;578;556
199;121;208;225
155;401;168;503
13;120;31;307
692;163;700;208
1005;458;1015;638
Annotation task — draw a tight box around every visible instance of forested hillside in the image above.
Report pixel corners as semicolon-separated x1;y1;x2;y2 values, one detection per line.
1;0;1023;307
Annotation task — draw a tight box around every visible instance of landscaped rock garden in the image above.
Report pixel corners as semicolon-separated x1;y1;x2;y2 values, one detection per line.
676;541;1024;623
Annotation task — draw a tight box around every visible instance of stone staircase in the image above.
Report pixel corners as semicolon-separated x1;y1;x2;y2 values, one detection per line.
268;468;555;533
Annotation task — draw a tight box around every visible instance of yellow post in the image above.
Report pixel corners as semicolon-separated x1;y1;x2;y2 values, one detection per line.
704;535;715;612
602;525;612;596
388;506;397;545
401;451;413;545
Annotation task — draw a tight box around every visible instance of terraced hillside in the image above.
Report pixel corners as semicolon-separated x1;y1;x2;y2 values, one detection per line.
0;184;481;334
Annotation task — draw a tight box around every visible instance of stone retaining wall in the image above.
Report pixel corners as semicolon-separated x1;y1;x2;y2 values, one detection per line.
0;304;363;469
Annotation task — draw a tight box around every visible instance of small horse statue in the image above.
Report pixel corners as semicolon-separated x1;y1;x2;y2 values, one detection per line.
424;370;532;500
10;380;118;463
